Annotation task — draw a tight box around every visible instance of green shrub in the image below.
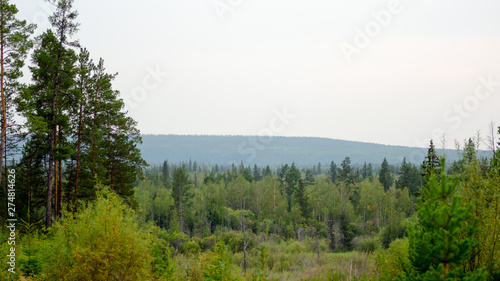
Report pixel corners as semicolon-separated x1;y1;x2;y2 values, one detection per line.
325;269;347;281
376;238;411;280
199;242;239;281
180;240;201;255
37;185;153;280
304;236;328;253
286;240;307;254
200;235;217;251
283;223;296;240
355;236;380;253
228;209;256;232
220;230;256;253
274;254;292;272
150;231;176;280
165;231;189;251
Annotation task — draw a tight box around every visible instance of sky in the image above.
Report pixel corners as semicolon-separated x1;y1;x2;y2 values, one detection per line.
14;0;500;149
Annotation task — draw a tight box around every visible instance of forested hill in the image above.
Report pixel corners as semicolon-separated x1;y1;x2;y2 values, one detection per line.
139;134;471;166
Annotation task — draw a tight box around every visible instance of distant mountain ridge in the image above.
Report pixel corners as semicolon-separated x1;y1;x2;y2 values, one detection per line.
138;134;482;166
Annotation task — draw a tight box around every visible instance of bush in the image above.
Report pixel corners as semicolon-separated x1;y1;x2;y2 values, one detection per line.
150;231;176;280
228;209;256;232
165;231;189;251
180;240;201;256
200;235;217;251
302;236;328;254
376;238;411;280
355;236;381;253
199;242;239;281
37;186;153;280
285;240;307;254
220;230;256;253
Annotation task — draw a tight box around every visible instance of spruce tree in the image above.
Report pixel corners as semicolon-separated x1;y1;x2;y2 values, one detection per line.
241;168;253;182
253;164;261;181
340;157;352;183
294;179;311;221
367;163;373;180
285;162;301;211
329;161;337;183
404;162;486;280
361;162;368;179
379;157;394;191
421;140;441;187
396;158;421;196
264;165;272;177
339;211;354;251
172;167;192;233
162;159;171;188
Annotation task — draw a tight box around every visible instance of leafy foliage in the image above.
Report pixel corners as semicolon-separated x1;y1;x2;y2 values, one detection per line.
37;185;153;280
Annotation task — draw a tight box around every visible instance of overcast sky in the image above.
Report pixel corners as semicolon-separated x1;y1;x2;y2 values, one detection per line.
14;0;500;148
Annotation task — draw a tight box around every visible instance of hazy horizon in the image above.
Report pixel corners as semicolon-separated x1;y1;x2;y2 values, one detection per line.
15;0;500;149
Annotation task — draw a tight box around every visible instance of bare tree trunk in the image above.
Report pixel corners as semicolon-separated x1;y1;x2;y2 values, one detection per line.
485;121;497;155
316;231;320;263
178;190;184;233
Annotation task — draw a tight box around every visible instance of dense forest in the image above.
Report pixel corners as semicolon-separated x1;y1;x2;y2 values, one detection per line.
1;0;500;280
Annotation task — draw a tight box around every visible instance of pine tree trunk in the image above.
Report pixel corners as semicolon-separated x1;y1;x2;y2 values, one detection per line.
316;231;320;263
74;100;83;213
57;123;62;218
46;109;55;228
107;130;113;190
54;126;59;218
46;39;63;229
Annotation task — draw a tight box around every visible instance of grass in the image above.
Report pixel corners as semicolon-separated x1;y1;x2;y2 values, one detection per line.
172;237;379;281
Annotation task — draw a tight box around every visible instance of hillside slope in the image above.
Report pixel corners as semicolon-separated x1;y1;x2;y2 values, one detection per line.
138;135;473;166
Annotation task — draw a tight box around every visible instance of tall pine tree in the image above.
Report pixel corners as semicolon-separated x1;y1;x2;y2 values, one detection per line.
20;7;78;226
